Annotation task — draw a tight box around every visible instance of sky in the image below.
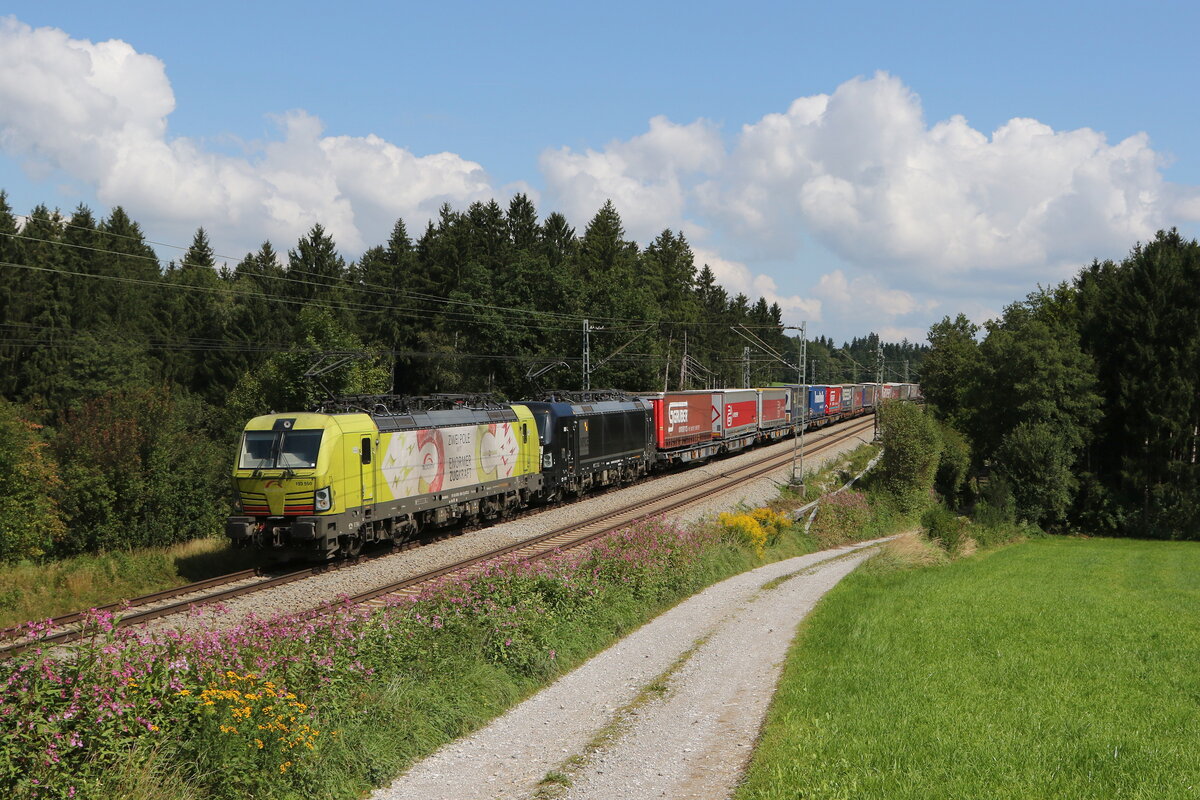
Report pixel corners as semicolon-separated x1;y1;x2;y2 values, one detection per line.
1;1;1198;344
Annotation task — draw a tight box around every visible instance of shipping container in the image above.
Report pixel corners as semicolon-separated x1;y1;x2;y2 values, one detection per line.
862;383;878;408
807;385;827;419
881;383;900;401
713;389;758;438
825;385;843;416
851;384;864;412
640;391;717;450
840;384;854;413
757;388;790;430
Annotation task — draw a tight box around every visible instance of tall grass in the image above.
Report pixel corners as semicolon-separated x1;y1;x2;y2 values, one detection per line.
0;538;263;629
737;538;1200;799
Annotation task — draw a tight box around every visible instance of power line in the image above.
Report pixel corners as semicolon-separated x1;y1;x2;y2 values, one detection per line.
1;225;787;330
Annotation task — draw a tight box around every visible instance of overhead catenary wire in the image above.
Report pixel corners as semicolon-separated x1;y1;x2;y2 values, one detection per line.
0;225;788;330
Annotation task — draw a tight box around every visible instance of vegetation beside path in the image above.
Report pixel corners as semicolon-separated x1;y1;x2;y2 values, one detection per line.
3;440;916;800
737;537;1200;800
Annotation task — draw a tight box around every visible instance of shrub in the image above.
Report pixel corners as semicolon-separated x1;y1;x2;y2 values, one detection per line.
718;508;792;557
877;401;942;513
0;401;66;562
921;505;969;555
935;423;971;507
51;387;227;554
810;490;871;547
992;421;1078;527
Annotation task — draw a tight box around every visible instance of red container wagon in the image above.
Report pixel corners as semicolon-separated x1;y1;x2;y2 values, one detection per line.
880;383;900;401
714;389;758;441
640;390;722;465
644;391;716;449
824;385;843;416
851;384;864;413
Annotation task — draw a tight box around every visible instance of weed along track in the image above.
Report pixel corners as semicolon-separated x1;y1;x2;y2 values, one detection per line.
3;416;872;654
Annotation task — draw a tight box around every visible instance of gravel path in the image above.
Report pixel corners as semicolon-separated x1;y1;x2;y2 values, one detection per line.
152;421;874;634
370;538;883;800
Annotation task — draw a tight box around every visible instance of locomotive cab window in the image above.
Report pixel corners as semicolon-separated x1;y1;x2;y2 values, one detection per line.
239;431;276;469
361;437;372;465
238;429;324;469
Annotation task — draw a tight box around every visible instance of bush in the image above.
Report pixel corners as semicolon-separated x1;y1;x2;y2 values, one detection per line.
52;387;228;555
935;423;971;507
0;401;66;562
877;401;942;512
718;508;791;557
993;422;1078;527
809;490;871;547
921;505;969;555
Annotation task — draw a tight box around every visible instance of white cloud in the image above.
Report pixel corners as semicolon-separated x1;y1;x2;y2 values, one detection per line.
709;73;1184;288
0;17;496;254
812;269;932;319
540;72;1199;300
4;17;1197;344
540;115;723;241
692;247;822;323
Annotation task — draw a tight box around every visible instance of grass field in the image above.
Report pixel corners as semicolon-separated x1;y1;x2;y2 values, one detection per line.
737;537;1200;800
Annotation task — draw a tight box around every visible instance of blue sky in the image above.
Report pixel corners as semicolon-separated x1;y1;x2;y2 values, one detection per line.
2;1;1198;343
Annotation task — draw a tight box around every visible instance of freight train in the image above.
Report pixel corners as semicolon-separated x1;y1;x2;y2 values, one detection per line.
225;383;920;560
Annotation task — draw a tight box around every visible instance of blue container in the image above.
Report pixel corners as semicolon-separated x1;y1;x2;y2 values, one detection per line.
807;385;827;418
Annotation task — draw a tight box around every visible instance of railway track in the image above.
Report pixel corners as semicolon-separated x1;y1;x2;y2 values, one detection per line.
348;416;875;607
0;415;874;659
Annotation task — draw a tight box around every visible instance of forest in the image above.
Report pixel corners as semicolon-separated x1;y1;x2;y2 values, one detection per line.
921;229;1200;539
0;190;925;562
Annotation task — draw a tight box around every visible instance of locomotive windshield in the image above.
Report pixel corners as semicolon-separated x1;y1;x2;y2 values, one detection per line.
239;429;324;470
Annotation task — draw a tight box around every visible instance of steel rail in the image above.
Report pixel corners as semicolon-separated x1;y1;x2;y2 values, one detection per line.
1;414;874;658
345;416;875;608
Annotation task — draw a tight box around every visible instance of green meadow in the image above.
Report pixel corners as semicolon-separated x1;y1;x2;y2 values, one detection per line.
738;537;1200;800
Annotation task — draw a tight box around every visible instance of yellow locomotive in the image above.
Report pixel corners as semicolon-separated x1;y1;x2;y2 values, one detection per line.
226;396;542;559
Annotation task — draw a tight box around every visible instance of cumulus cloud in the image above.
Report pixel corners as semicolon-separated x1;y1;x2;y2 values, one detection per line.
714;73;1176;287
0;17;496;254
540;115;723;241
543;72;1200;297
692;247;822;323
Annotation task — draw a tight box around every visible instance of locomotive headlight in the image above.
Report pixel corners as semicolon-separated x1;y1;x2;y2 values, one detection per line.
314;487;332;512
